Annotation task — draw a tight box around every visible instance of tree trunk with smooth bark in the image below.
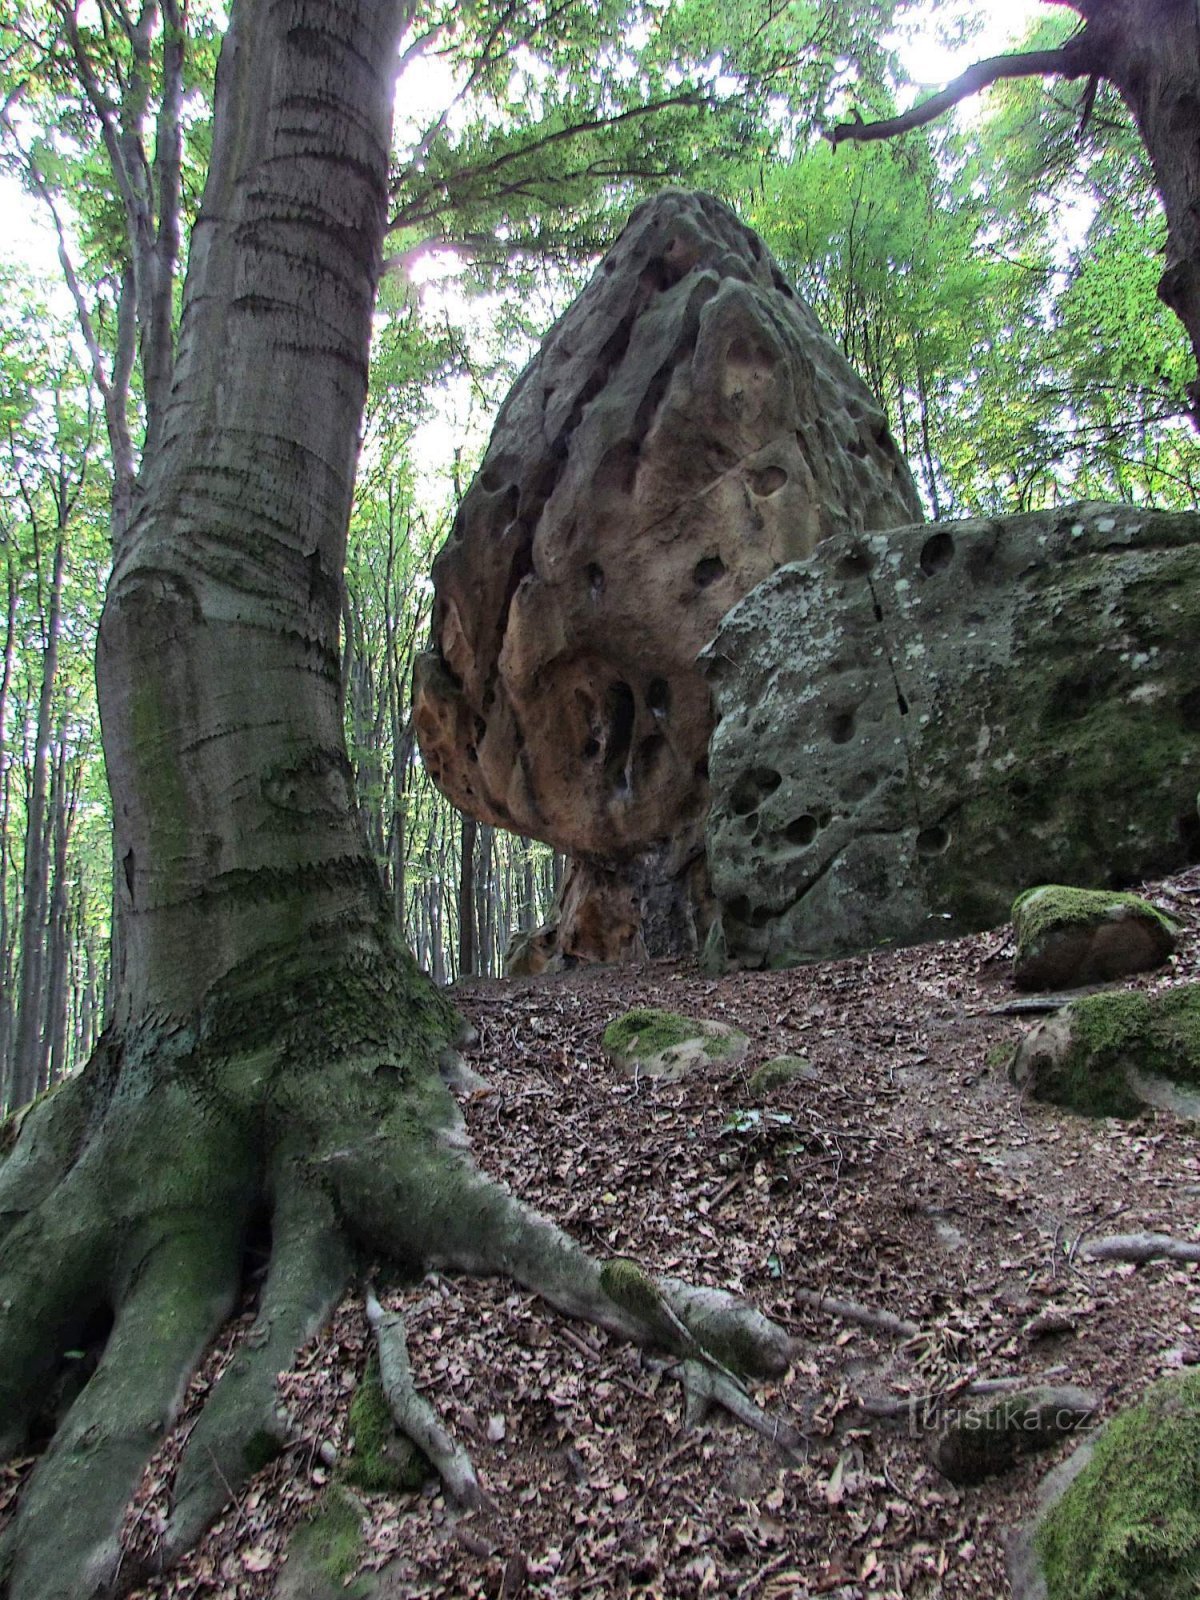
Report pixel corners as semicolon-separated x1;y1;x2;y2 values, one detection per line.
0;9;789;1599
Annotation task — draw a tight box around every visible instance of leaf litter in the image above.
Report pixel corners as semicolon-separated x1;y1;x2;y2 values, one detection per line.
2;869;1198;1598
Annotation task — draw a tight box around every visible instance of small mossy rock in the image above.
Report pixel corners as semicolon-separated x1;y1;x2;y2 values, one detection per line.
1034;1371;1200;1599
601;1007;748;1082
1012;885;1177;991
340;1357;428;1493
931;1386;1097;1487
1012;984;1200;1118
274;1487;374;1600
748;1055;818;1096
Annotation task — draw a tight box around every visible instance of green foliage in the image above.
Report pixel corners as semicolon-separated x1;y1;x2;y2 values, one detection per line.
1036;1372;1200;1599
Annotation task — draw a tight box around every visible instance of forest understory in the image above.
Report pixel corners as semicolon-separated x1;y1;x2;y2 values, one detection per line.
4;866;1197;1600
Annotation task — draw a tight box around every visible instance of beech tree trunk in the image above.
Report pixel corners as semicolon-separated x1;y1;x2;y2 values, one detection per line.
1080;0;1200;414
0;12;793;1599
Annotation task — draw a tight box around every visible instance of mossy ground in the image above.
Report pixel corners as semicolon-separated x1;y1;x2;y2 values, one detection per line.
1032;985;1200;1117
1036;1371;1200;1599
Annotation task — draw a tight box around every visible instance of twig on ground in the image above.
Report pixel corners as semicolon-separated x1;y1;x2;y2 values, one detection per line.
795;1289;919;1340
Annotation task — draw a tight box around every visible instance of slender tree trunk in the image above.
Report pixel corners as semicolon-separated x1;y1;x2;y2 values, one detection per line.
458;812;477;978
11;534;65;1109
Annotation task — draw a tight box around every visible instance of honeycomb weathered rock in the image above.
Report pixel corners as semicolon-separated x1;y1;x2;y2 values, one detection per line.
414;189;921;960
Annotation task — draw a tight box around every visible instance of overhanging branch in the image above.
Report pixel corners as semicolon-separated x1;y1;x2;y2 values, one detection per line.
829;39;1097;149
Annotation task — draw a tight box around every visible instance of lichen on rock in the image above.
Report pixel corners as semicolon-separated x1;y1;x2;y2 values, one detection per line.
414;188;921;967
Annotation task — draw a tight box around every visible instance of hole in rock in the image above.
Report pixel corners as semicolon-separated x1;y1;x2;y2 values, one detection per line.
694;757;710;781
873;603;884;622
746;466;788;497
646;677;671;717
896;692;909;715
920;532;955;576
638;734;665;773
829;711;856;745
582;737;600;760
837;548;874;580
595;439;640;497
726;895;752;922
916;825;951;856
695;554;726;588
1010;777;1032;801
1179;688;1200;731
585;562;605;600
818;808;833;827
604;680;635;788
729;766;781;815
1046;673;1103;724
785;814;819;846
749;905;775;929
742;811;759;833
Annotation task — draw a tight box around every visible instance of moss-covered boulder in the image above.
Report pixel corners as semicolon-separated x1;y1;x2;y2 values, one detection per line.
1012;886;1177;991
1034;1371;1200;1599
747;1054;818;1097
701;504;1200;969
601;1007;748;1082
1011;984;1200;1118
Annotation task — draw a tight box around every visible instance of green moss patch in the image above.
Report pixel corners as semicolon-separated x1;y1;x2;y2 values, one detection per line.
1012;886;1175;947
341;1357;428;1493
1016;985;1200;1118
601;1008;748;1082
748;1055;815;1096
288;1486;368;1591
1036;1371;1200;1599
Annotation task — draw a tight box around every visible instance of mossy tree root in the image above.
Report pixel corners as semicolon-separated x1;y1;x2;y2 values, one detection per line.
162;1174;354;1563
333;1145;799;1479
2;1001;795;1600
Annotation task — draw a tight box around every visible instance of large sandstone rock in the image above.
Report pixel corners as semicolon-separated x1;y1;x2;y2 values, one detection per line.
702;504;1200;967
414;189;921;962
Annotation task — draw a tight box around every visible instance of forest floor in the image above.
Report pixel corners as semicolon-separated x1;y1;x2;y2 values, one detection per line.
7;870;1200;1600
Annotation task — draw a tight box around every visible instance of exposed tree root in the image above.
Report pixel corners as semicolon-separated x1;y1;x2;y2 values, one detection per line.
793;1288;920;1340
1078;1231;1200;1265
0;986;796;1600
365;1288;487;1510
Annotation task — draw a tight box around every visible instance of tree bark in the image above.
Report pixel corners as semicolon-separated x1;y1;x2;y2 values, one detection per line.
1082;0;1200;416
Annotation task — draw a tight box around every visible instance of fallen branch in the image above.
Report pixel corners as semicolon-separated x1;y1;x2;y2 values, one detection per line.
795;1289;919;1340
364;1288;487;1509
1079;1232;1200;1265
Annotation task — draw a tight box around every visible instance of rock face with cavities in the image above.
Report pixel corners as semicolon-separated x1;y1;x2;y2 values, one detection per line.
413;189;922;963
702;503;1200;969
